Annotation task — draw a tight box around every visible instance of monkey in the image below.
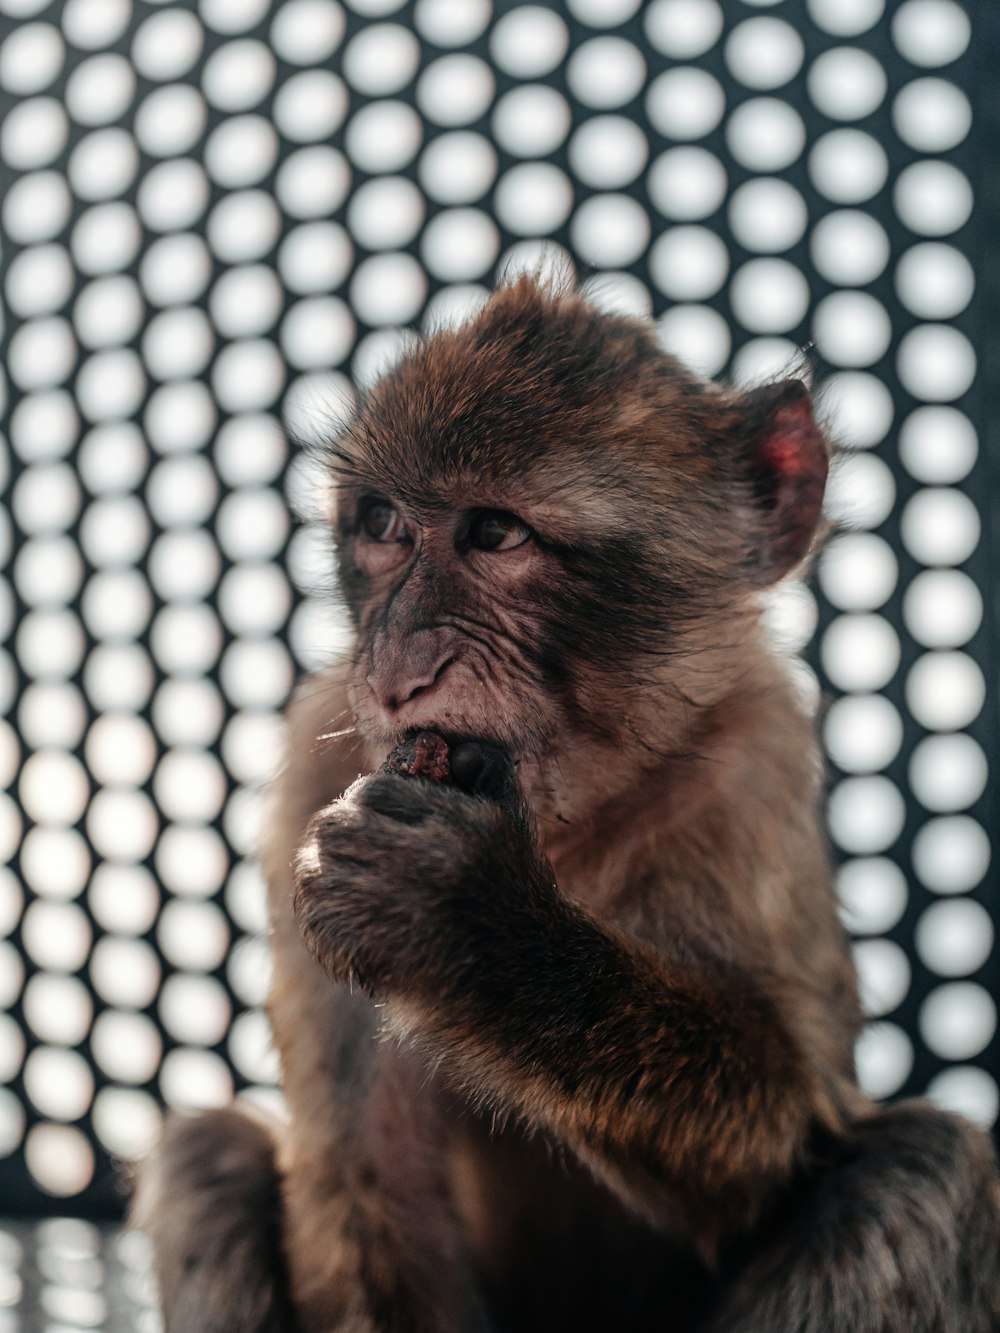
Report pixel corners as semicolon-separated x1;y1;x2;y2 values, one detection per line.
134;276;1000;1333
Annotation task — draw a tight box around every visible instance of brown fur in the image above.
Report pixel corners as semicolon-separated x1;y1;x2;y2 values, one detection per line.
136;279;1000;1331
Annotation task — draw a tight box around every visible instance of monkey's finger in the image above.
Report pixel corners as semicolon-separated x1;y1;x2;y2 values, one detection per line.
449;741;516;802
354;775;432;826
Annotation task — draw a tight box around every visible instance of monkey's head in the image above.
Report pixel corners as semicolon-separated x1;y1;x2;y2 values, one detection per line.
328;277;827;815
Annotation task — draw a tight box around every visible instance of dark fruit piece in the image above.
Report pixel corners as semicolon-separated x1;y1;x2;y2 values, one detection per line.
382;732;451;783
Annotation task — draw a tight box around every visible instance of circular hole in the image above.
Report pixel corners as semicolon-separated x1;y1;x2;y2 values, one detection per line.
820;371;894;449
809;129;888;204
65;54;135;127
912;732;989;815
567;37;646;110
160;1048;233;1112
893;77;971;152
281;296;356;370
920;982;996;1060
92;1088;162;1160
275;145;351;218
137;159;211;233
220;639;295;708
571;195;650;269
11;390;79;462
204;115;278;188
837;856;907;935
215;414;286;486
343;23;420;96
730;337;800;386
68;126;139;201
148;453;218;527
808;46;886;119
491;85;571;158
0;940;23;1008
140;233;212;307
270;0;346;63
200;0;271;32
223;711;285;785
649;226;729;301
647;67;724;139
417;53;494;127
61;0;132;48
344;100;421;172
926;1066;997;1130
82;569;152;639
273;69;348;142
493;163;574;237
421;209;500;282
725;17;803;90
91;1010;162;1084
490;6;568;77
85;713;156;786
7;318;77;391
202;38;274;110
903;569;982;649
22;974;91;1044
152;678;225;748
645;0;722;57
135;83;208;156
828;775;905;854
148;529;220;600
160;974;231;1045
157;825;228;899
913;815;990;894
3;169;72;243
219;565;291;636
824;694;903;774
418;131;496;206
900;486;979;566
906;651;985;732
568;0;641;22
278;222;353;296
810;210;890;285
25;1046;94;1121
814;291;891;368
72;275;143;349
896;325;976;402
818;533;897;611
728;178;807;253
853;938;911;1019
423;283;491;331
19;750;89;823
825;452;895;528
16;609;86;680
143;308;215;380
20;827;91;900
5;245;74;319
213;341;287;413
207;190;282;263
917;898;993;979
230;1010;280;1084
0;1015;25;1084
807;0;884;36
21;900;92;971
0;21;65;95
894;160;972;237
895;243;974;320
209;265;284;338
899;405;977;483
131;9;204;80
83;643;153;712
656;304;730;378
647;147;727;221
226;863;268;933
91;938;160;1007
145;382;217;456
13;462;81;534
348;252;426;327
25;1124;94;1197
352;327;420;390
892;0;970;67
158;899;230;971
731;258;810;334
216;489;290;561
347;176;425;250
726;97;805;171
569;116;649;191
415;0;490;45
854;1021;912;1099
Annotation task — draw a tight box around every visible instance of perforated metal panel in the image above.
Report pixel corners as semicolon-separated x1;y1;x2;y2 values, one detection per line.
0;0;996;1219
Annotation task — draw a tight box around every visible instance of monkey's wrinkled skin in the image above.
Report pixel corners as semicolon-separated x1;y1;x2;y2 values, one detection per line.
136;278;1000;1333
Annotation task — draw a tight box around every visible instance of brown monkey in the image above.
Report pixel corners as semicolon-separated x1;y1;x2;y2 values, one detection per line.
135;277;1000;1333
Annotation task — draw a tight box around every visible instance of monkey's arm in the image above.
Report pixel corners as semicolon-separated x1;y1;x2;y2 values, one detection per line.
293;765;845;1247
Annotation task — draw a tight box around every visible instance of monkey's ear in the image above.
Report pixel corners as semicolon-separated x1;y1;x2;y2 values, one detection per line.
740;379;828;585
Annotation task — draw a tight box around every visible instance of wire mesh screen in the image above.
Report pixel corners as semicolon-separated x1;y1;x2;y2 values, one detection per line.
0;0;995;1219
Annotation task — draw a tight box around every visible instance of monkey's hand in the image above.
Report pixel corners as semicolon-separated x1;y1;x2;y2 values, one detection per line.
291;742;551;1001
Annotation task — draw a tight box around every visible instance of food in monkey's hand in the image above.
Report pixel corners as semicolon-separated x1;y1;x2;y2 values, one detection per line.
382;731;451;783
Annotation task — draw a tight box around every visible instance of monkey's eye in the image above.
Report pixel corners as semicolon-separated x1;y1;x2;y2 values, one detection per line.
468;510;531;552
360;500;407;543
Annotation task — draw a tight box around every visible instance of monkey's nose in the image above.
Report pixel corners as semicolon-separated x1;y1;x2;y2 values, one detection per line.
367;652;455;713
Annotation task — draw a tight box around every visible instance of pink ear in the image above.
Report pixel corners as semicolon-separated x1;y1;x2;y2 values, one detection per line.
745;380;828;583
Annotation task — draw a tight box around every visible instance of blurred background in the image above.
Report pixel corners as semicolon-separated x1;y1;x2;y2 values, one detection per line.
0;0;995;1260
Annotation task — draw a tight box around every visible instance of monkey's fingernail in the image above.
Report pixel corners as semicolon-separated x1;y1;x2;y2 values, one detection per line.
450;742;511;798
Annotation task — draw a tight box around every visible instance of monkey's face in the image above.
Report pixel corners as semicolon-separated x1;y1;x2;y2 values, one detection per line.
328;279;827;811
